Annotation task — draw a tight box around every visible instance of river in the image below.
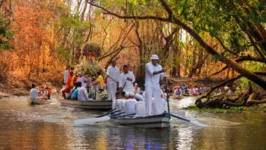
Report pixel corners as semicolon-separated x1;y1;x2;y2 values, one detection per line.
0;96;265;150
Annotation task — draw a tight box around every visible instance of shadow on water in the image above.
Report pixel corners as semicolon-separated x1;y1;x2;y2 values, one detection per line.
0;96;266;150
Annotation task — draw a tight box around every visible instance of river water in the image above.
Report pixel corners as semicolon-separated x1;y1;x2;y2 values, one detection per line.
0;96;266;150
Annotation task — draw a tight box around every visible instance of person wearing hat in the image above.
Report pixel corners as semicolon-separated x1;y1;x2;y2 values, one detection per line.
106;59;120;101
145;54;165;116
119;65;135;93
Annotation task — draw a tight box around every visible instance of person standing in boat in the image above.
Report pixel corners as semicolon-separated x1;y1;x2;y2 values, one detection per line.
106;59;120;101
145;54;165;116
63;66;70;85
119;65;135;93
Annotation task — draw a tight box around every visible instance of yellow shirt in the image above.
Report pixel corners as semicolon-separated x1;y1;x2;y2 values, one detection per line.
96;75;104;89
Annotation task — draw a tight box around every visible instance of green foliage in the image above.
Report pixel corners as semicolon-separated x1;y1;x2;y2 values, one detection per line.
75;57;104;76
56;46;71;61
0;16;13;52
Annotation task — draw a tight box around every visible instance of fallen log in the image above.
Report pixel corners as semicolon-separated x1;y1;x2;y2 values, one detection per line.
246;93;260;106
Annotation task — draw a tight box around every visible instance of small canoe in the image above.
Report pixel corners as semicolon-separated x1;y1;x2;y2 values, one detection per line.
111;113;170;128
171;95;183;100
60;99;112;110
30;98;52;105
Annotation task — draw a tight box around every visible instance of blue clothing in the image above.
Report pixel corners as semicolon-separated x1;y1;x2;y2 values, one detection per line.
71;87;81;100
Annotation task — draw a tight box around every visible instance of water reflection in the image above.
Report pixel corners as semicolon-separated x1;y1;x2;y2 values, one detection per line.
0;96;266;150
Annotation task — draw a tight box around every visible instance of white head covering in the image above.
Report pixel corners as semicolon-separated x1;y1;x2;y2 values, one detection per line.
151;54;159;60
77;72;82;75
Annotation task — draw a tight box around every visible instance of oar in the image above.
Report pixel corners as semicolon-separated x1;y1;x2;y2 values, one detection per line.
112;113;136;119
96;109;119;118
111;111;125;118
74;116;110;126
167;113;208;127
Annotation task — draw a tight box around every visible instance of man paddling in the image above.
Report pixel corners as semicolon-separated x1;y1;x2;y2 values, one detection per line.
106;59;120;101
145;54;165;116
119;65;135;93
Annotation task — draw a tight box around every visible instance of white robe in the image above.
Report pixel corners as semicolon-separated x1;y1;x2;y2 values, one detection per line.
135;101;146;118
78;87;89;101
30;88;38;99
152;98;166;115
77;76;87;88
119;71;135;93
124;99;137;115
64;70;69;84
106;66;120;100
144;62;165;116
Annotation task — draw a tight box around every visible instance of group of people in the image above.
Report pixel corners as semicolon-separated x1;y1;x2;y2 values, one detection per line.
109;54;167;117
173;85;207;96
30;83;52;100
61;67;105;101
30;54;168;117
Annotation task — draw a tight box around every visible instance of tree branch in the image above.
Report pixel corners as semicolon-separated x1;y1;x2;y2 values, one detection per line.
87;1;170;22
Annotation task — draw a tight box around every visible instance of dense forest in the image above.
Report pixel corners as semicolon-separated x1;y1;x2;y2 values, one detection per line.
0;0;265;108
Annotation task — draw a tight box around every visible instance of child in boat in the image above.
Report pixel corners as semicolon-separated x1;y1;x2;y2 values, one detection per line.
45;82;52;100
30;84;38;100
38;86;46;100
71;82;82;100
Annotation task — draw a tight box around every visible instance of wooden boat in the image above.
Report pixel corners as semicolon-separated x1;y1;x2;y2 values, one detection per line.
60;99;112;110
29;98;52;105
111;113;170;128
171;95;183;100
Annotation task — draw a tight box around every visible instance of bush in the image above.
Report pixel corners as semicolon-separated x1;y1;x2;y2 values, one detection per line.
75;57;104;76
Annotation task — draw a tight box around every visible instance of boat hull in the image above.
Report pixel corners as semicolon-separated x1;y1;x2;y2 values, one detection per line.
111;114;170;128
30;98;52;105
60;99;112;110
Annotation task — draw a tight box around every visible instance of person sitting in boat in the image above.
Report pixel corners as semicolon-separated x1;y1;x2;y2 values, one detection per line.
199;86;206;95
62;71;77;99
38;86;47;100
76;72;87;88
192;86;199;96
78;84;90;101
133;83;141;95
94;72;105;93
174;86;182;96
44;82;52;100
30;84;38;100
119;65;135;93
71;82;82;100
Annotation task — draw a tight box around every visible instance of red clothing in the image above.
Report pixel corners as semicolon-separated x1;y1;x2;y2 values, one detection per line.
66;75;77;88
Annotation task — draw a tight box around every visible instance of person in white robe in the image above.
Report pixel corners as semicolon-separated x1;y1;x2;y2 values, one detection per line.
119;65;135;93
144;54;165;116
106;59;120;101
78;87;89;101
64;66;70;84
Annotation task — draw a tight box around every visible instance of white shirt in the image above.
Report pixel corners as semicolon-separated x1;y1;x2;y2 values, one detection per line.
78;87;89;101
119;71;135;93
30;88;38;99
64;70;69;83
107;66;120;84
145;62;164;89
77;76;87;88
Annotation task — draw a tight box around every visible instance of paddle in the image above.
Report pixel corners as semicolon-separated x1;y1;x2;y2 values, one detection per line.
96;109;119;118
166;113;208;127
74;116;110;126
112;113;136;119
164;77;171;119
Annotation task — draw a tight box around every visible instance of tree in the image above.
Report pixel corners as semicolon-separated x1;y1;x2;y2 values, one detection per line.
87;0;266;89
